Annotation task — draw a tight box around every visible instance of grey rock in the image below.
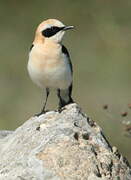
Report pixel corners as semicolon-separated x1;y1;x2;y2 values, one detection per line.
0;130;13;139
0;103;131;180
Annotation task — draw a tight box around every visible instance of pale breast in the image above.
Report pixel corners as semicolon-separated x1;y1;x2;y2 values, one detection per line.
28;44;72;89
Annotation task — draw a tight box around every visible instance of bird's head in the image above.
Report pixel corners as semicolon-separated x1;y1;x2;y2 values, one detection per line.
34;19;74;44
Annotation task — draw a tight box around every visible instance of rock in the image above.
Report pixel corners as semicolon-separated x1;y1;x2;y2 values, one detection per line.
0;103;131;180
0;130;13;139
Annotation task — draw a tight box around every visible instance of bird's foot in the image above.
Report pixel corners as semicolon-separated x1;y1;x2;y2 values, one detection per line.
57;101;75;113
34;110;49;117
57;106;66;113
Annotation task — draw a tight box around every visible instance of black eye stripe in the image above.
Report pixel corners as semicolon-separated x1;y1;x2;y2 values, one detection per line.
42;26;65;37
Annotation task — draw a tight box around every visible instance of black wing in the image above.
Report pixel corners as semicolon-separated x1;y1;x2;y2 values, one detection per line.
30;44;34;51
61;45;73;74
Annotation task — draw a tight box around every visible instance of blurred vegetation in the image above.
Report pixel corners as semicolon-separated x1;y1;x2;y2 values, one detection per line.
0;0;131;163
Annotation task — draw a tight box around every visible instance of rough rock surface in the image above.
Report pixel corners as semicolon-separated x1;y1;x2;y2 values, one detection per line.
0;103;131;180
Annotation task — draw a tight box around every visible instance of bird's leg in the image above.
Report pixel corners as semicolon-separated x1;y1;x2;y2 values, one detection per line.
57;89;63;112
35;88;50;116
41;88;50;113
57;85;74;113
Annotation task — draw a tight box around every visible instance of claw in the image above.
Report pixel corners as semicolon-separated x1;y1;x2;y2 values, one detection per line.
58;106;66;113
34;110;49;117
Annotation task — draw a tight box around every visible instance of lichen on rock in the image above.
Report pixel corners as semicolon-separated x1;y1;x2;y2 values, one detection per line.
0;103;131;180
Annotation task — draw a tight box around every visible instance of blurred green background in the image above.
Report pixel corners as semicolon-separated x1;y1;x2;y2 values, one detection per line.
0;0;131;163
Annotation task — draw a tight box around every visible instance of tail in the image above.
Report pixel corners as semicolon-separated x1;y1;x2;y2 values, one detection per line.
57;84;74;109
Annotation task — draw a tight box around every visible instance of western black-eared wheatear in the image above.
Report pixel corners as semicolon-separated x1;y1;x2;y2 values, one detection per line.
28;19;74;115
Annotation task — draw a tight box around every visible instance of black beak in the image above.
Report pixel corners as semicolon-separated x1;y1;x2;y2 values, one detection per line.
63;26;74;31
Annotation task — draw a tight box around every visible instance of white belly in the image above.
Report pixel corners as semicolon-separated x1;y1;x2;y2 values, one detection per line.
28;48;72;89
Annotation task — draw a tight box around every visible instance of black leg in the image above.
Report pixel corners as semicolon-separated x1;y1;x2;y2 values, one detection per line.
41;88;50;113
35;88;50;116
57;84;74;112
57;89;63;109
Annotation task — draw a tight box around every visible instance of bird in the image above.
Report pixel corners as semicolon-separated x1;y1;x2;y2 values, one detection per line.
27;19;74;116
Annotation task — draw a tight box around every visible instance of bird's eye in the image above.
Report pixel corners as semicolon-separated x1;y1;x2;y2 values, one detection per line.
42;26;64;37
51;27;55;30
51;26;58;31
